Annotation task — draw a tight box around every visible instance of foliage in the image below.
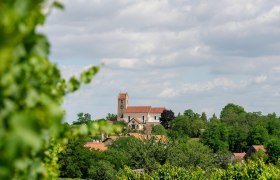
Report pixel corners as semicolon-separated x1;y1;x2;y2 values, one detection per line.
267;138;280;164
167;141;215;170
170;115;205;138
200;122;229;153
151;124;167;135
211;160;280;179
151;164;206;180
220;103;246;125
201;112;207;122
247;125;269;146
184;109;200;118
72;112;92;125
106;113;118;121
228;125;248;152
0;1;120;179
88;160;117;180
247;150;268;162
160;110;175;129
113;120;127;134
117;166;152;180
118;160;280;180
58;137;94;178
209;113;219;123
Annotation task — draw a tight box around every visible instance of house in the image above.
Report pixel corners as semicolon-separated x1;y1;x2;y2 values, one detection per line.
232;152;246;162
245;145;267;158
117;93;166;130
232;145;267;162
84;142;108;151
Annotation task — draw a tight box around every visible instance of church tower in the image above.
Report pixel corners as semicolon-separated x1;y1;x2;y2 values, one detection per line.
117;93;129;121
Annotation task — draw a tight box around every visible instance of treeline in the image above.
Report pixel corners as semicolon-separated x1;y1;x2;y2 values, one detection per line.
58;104;280;179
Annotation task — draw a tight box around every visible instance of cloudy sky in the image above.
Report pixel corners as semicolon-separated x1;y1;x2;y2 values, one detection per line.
42;0;280;122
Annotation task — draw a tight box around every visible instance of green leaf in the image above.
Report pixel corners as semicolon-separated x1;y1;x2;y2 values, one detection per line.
52;1;64;10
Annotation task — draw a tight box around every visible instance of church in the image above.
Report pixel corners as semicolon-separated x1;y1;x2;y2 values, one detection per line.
117;93;166;131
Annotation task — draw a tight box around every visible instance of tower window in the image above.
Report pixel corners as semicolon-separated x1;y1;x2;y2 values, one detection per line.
128;116;131;121
142;116;145;123
154;116;157;120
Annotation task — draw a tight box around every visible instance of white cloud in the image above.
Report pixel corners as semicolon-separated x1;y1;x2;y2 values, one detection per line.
42;0;280;122
102;58;139;69
255;75;267;84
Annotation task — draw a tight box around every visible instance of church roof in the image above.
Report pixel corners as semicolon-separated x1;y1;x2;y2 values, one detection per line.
125;106;165;113
150;107;166;113
126;106;152;113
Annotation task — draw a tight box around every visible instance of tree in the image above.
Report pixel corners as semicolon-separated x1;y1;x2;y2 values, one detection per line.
267;138;280;164
58;137;96;179
151;124;167;135
247;125;269;146
160;110;175;129
201;112;207;122
247;150;268;162
106;113;117;121
88;160;117;180
184;109;200;119
220;103;246;119
73;112;92;125
200;122;229;152
170;116;205;138
210;113;219;122
167;141;215;169
110;137;159;172
220;103;246;125
184;109;195;117
228;125;248;152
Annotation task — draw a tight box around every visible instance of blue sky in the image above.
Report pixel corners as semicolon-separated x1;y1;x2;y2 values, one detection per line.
42;0;280;123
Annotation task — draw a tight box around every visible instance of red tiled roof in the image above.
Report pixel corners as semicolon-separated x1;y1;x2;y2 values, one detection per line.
150;107;166;114
125;106;166;113
84;142;108;151
125;106;151;113
252;145;267;153
233;153;246;160
118;93;128;100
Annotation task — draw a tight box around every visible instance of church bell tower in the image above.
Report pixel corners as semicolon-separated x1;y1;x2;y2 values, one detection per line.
117;93;129;121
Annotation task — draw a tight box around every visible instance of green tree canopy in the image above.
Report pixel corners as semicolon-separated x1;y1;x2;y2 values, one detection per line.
200;122;229;152
170;115;205;138
106;113;117;121
201;112;207;122
151;124;167;135
73;112;92;125
167;141;215;169
220;103;246;125
267;138;280;164
247;125;269;146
